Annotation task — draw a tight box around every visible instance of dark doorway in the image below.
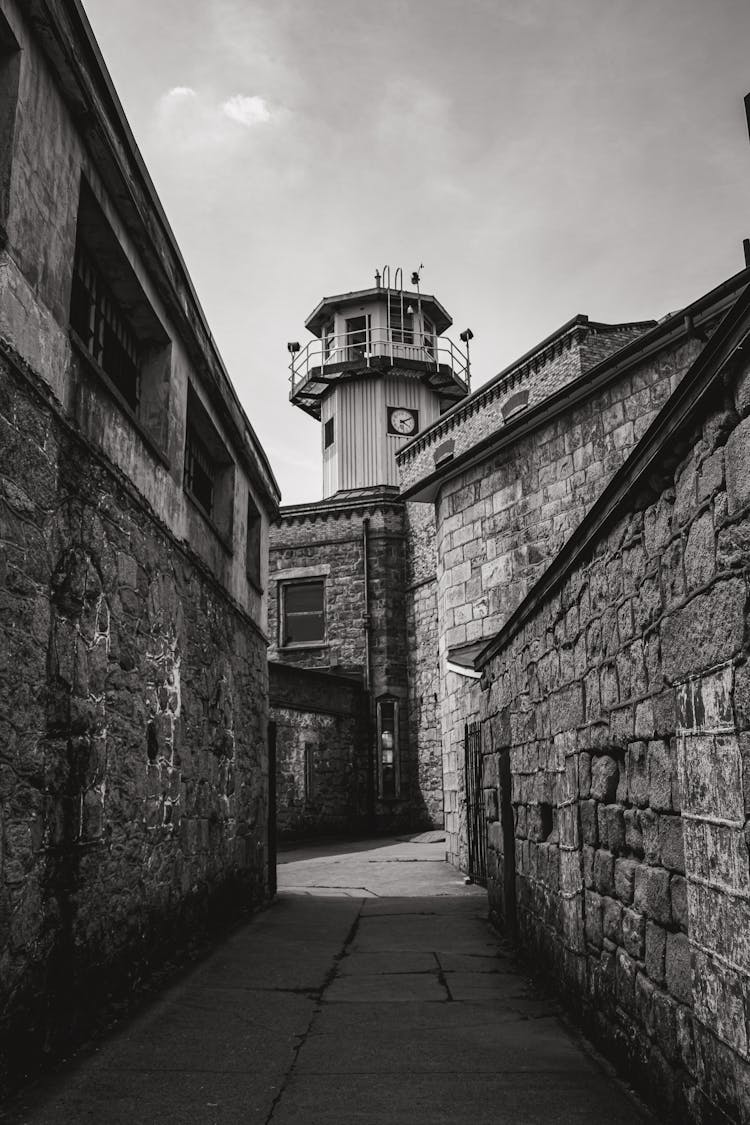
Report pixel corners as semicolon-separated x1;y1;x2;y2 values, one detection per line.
499;748;518;942
268;719;277;898
464;721;487;886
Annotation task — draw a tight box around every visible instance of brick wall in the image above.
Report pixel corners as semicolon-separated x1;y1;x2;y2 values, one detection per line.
475;354;750;1123
270;663;368;837
0;344;270;1092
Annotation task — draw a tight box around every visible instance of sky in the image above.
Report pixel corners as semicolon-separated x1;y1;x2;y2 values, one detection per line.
82;0;750;505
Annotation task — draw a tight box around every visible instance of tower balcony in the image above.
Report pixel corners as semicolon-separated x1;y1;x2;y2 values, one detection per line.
289;325;470;419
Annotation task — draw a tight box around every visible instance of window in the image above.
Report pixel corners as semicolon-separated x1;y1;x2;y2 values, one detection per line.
389;298;413;345
377;696;400;799
422;316;435;358
183;383;235;543
70;242;141;411
69;180;171;452
246;493;262;590
324;417;334;449
281;580;325;646
345;315;368;361
0;13;21;239
322;320;335;360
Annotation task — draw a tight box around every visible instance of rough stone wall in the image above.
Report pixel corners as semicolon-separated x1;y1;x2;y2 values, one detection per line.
0;345;270;1092
397;321;652;493
270;663;368;838
436;336;703;865
476;357;750;1123
405;502;442;826
269;499;435;831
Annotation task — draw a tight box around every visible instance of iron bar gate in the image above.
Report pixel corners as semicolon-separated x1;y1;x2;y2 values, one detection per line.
464;721;487;886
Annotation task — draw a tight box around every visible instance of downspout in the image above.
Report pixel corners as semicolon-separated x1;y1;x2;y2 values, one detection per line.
362;516;375;829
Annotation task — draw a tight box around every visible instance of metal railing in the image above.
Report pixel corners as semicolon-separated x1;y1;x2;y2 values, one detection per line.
289;325;470;394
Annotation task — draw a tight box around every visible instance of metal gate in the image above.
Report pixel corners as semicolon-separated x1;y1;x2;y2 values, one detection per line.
464;721;487;886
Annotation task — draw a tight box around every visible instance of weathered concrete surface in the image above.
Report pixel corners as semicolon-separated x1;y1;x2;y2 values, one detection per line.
0;838;650;1125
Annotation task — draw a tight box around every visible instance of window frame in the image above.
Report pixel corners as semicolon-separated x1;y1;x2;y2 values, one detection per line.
324;416;334;449
377;695;401;800
182;382;236;549
279;577;326;649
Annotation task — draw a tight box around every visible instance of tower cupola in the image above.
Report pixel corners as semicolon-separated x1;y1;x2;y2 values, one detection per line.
287;267;470;498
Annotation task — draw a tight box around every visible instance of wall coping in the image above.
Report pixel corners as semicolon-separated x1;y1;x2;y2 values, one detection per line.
396;314;656;467
401;266;750;503
469;280;750;671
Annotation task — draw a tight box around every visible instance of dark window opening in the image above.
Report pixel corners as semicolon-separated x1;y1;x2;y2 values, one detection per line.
324;417;334;449
389;298;413;345
70;242;141;411
345;315;368;360
540;802;553;841
246;493;262;589
184;426;216;517
183;382;235;542
69;180;171;450
378;696;400;800
282;580;325;646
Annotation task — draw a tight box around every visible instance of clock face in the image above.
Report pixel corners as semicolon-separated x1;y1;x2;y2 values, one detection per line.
388;407;418;436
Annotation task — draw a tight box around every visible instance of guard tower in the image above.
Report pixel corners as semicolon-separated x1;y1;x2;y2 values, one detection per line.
287;267;470;498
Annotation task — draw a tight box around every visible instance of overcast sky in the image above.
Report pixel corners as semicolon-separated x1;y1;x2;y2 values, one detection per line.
82;0;750;505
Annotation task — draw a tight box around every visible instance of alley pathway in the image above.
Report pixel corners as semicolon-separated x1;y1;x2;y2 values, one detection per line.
1;837;651;1124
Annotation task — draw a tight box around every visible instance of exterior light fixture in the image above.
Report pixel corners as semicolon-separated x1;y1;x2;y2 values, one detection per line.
287;341;301;354
459;328;474;390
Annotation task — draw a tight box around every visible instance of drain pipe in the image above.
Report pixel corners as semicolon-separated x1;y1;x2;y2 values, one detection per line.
362;517;375;828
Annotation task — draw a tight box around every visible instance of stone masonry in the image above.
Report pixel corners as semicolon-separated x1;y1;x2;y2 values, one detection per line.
474;326;750;1123
0;342;271;1091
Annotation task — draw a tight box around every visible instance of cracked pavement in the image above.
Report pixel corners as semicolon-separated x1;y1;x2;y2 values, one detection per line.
0;836;651;1124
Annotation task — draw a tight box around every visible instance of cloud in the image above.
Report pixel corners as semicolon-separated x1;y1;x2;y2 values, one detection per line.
153;87;275;153
222;94;271;127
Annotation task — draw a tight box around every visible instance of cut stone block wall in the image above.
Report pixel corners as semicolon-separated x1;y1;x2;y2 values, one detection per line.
435;335;704;865
476;356;750;1123
0;344;270;1092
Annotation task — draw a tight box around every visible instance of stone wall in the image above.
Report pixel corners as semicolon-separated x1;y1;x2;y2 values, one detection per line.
475;351;750;1123
270;662;368;838
405;503;442;825
433;334;704;865
0;343;270;1092
397;318;654;495
269;495;438;831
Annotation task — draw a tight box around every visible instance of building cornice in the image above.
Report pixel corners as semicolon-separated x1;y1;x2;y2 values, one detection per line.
276;486;404;526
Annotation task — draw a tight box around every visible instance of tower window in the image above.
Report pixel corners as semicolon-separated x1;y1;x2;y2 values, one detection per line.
324;417;334;449
323;320;335;359
377;696;400;800
345;316;368;360
281;580;325;646
389;298;413;345
422;316;435;358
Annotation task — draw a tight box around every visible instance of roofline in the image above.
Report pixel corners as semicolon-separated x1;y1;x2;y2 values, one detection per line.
473;280;750;670
304;287;453;336
276;485;404;524
400;265;750;503
32;0;281;511
395;314;656;465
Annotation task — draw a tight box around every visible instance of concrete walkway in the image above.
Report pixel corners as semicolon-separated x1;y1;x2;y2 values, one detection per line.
0;837;650;1124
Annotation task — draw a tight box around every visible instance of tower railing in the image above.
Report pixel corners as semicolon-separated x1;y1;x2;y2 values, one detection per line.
289;325;470;394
